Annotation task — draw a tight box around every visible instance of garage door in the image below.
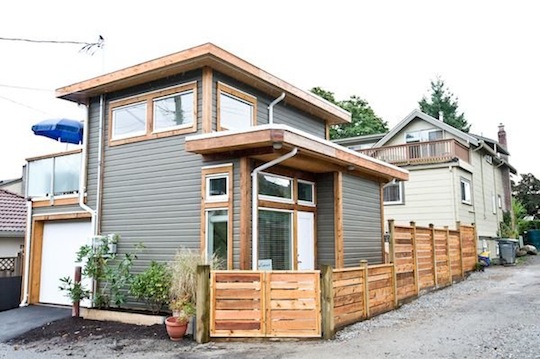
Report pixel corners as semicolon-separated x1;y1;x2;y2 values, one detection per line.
40;220;92;306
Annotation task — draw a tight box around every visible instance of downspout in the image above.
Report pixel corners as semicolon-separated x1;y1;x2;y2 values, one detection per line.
19;166;32;306
94;95;105;237
79;101;97;234
251;147;298;270
268;93;285;125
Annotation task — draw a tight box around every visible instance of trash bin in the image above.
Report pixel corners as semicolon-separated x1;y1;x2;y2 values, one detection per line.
498;239;517;266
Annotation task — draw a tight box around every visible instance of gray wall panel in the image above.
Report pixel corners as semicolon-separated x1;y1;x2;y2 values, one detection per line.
342;174;383;266
316;173;335;267
32;204;87;216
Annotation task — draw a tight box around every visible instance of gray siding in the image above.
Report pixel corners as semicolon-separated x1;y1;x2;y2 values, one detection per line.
213;72;326;138
32;204;87;216
316;173;335;267
342;174;383;266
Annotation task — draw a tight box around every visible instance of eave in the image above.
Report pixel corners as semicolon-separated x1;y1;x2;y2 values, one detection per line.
55;43;350;125
186;125;409;182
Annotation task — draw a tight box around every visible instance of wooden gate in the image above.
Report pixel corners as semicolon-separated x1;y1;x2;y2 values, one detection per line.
210;270;321;338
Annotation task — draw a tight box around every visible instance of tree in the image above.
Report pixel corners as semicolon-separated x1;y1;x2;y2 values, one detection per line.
512;173;540;216
418;77;470;133
311;87;388;140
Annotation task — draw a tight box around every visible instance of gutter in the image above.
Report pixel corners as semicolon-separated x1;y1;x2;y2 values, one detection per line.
251;147;298;270
268;93;285;125
79;100;97;234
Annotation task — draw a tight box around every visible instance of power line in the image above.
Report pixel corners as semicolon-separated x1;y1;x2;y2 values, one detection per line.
0;94;53;116
0;83;52;92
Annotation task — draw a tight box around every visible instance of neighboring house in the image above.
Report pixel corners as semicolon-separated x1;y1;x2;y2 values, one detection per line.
337;109;516;244
22;43;408;306
0;177;24;196
0;189;26;257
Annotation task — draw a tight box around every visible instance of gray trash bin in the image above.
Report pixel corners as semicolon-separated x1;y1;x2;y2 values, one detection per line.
498;239;517;266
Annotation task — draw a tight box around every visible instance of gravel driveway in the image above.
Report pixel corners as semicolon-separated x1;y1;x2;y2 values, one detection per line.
1;255;539;359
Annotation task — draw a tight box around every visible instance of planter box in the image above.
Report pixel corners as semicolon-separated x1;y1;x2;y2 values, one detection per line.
81;308;166;326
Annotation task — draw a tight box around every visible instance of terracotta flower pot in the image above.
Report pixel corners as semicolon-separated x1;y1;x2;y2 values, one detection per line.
165;316;188;341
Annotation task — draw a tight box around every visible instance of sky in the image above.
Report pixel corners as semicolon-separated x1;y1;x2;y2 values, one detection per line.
1;0;538;182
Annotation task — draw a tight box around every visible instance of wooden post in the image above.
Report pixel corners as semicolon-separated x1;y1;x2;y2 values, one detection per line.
456;221;464;278
195;265;211;344
430;224;438;288
410;221;419;295
320;265;335;340
361;260;369;319
391;262;398;308
73;266;82;318
445;226;452;286
388;220;396;264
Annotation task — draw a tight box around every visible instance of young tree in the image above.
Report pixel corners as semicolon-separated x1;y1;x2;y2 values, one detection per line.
513;173;540;216
418;77;470;132
311;87;388;140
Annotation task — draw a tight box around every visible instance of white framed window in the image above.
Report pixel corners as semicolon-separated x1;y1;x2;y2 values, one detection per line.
217;82;256;131
258;208;293;270
498;195;503;209
206;174;229;202
460;178;472;205
298;180;315;206
383;181;404;205
258;172;293;203
405;129;443;143
111;102;147;139
205;209;228;264
153;90;194;132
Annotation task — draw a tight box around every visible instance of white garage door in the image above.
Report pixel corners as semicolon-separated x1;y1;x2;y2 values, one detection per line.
40;220;92;306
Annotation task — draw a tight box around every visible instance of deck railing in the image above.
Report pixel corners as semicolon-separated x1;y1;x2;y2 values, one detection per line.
359;139;470;165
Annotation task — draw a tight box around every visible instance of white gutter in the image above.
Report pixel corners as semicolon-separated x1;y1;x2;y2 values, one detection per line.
251;147;298;270
94;95;105;236
79;101;97;234
268;92;285;125
19;199;32;307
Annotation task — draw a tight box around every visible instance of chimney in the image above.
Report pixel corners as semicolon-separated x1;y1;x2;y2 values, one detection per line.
498;123;507;147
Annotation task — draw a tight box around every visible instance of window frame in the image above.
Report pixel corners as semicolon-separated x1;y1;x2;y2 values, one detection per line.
111;101;148;140
383;180;404;205
460;178;472;205
205;173;229;202
152;89;195;133
297;180;315;206
257;207;294;270
108;81;197;146
205;208;229;265
217;82;257;131
258;171;294;204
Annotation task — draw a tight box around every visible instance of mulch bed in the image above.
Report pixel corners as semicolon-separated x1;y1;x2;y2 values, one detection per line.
8;317;174;344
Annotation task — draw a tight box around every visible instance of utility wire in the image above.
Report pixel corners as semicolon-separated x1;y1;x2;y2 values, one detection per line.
0;83;52;92
0;94;53;116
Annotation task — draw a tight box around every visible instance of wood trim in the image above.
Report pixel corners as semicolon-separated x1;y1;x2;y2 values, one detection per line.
26;149;82;162
56;43;350;124
325;124;330;141
200;164;234;269
202;67;213;133
240;157;251;270
32;196;80;208
380;183;385;263
32;212;92;221
334;172;344;268
29;221;44;304
216;82;257;131
108;82;198;147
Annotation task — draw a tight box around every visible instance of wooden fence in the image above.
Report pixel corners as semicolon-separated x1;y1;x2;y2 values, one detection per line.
208;270;320;338
195;222;477;342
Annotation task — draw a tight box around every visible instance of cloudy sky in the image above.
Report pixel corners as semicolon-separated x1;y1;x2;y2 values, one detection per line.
0;0;537;182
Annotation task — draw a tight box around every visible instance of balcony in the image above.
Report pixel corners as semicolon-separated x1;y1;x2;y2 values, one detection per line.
27;150;81;200
359;139;470;165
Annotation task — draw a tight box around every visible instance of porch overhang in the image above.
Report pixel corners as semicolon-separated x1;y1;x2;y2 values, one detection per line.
186;125;409;182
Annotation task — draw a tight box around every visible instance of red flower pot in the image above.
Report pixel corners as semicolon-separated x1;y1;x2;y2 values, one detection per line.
165;316;188;341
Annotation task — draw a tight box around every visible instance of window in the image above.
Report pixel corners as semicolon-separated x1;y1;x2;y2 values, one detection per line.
206;209;228;263
258;173;293;202
383;181;404;205
405;129;443;143
206;174;228;202
298;180;315;205
492;194;497;214
460;178;472;204
109;82;197;145
153;90;194;132
217;82;256;131
258;209;292;270
498;195;503;209
112;102;147;139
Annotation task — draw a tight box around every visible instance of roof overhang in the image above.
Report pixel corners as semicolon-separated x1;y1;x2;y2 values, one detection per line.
56;43;351;125
186;125;409;182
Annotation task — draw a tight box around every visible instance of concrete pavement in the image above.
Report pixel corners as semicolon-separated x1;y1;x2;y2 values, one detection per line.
0;305;70;343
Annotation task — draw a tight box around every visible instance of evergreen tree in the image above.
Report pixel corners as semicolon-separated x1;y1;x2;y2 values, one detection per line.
418;77;470;132
311;87;388;140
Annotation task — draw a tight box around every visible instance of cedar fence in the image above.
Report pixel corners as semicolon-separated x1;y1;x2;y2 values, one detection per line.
195;221;477;342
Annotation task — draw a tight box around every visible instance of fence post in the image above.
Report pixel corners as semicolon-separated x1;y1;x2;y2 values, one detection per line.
320;265;335;340
456;221;464;278
361;260;369;319
388;219;395;264
445;226;452;285
430;224;438;288
410;221;419;295
73;266;82;318
196;265;211;344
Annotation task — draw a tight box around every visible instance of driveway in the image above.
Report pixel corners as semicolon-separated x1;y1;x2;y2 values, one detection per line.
0;305;70;343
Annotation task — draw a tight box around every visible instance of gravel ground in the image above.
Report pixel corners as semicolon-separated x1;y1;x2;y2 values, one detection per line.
1;255;539;359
